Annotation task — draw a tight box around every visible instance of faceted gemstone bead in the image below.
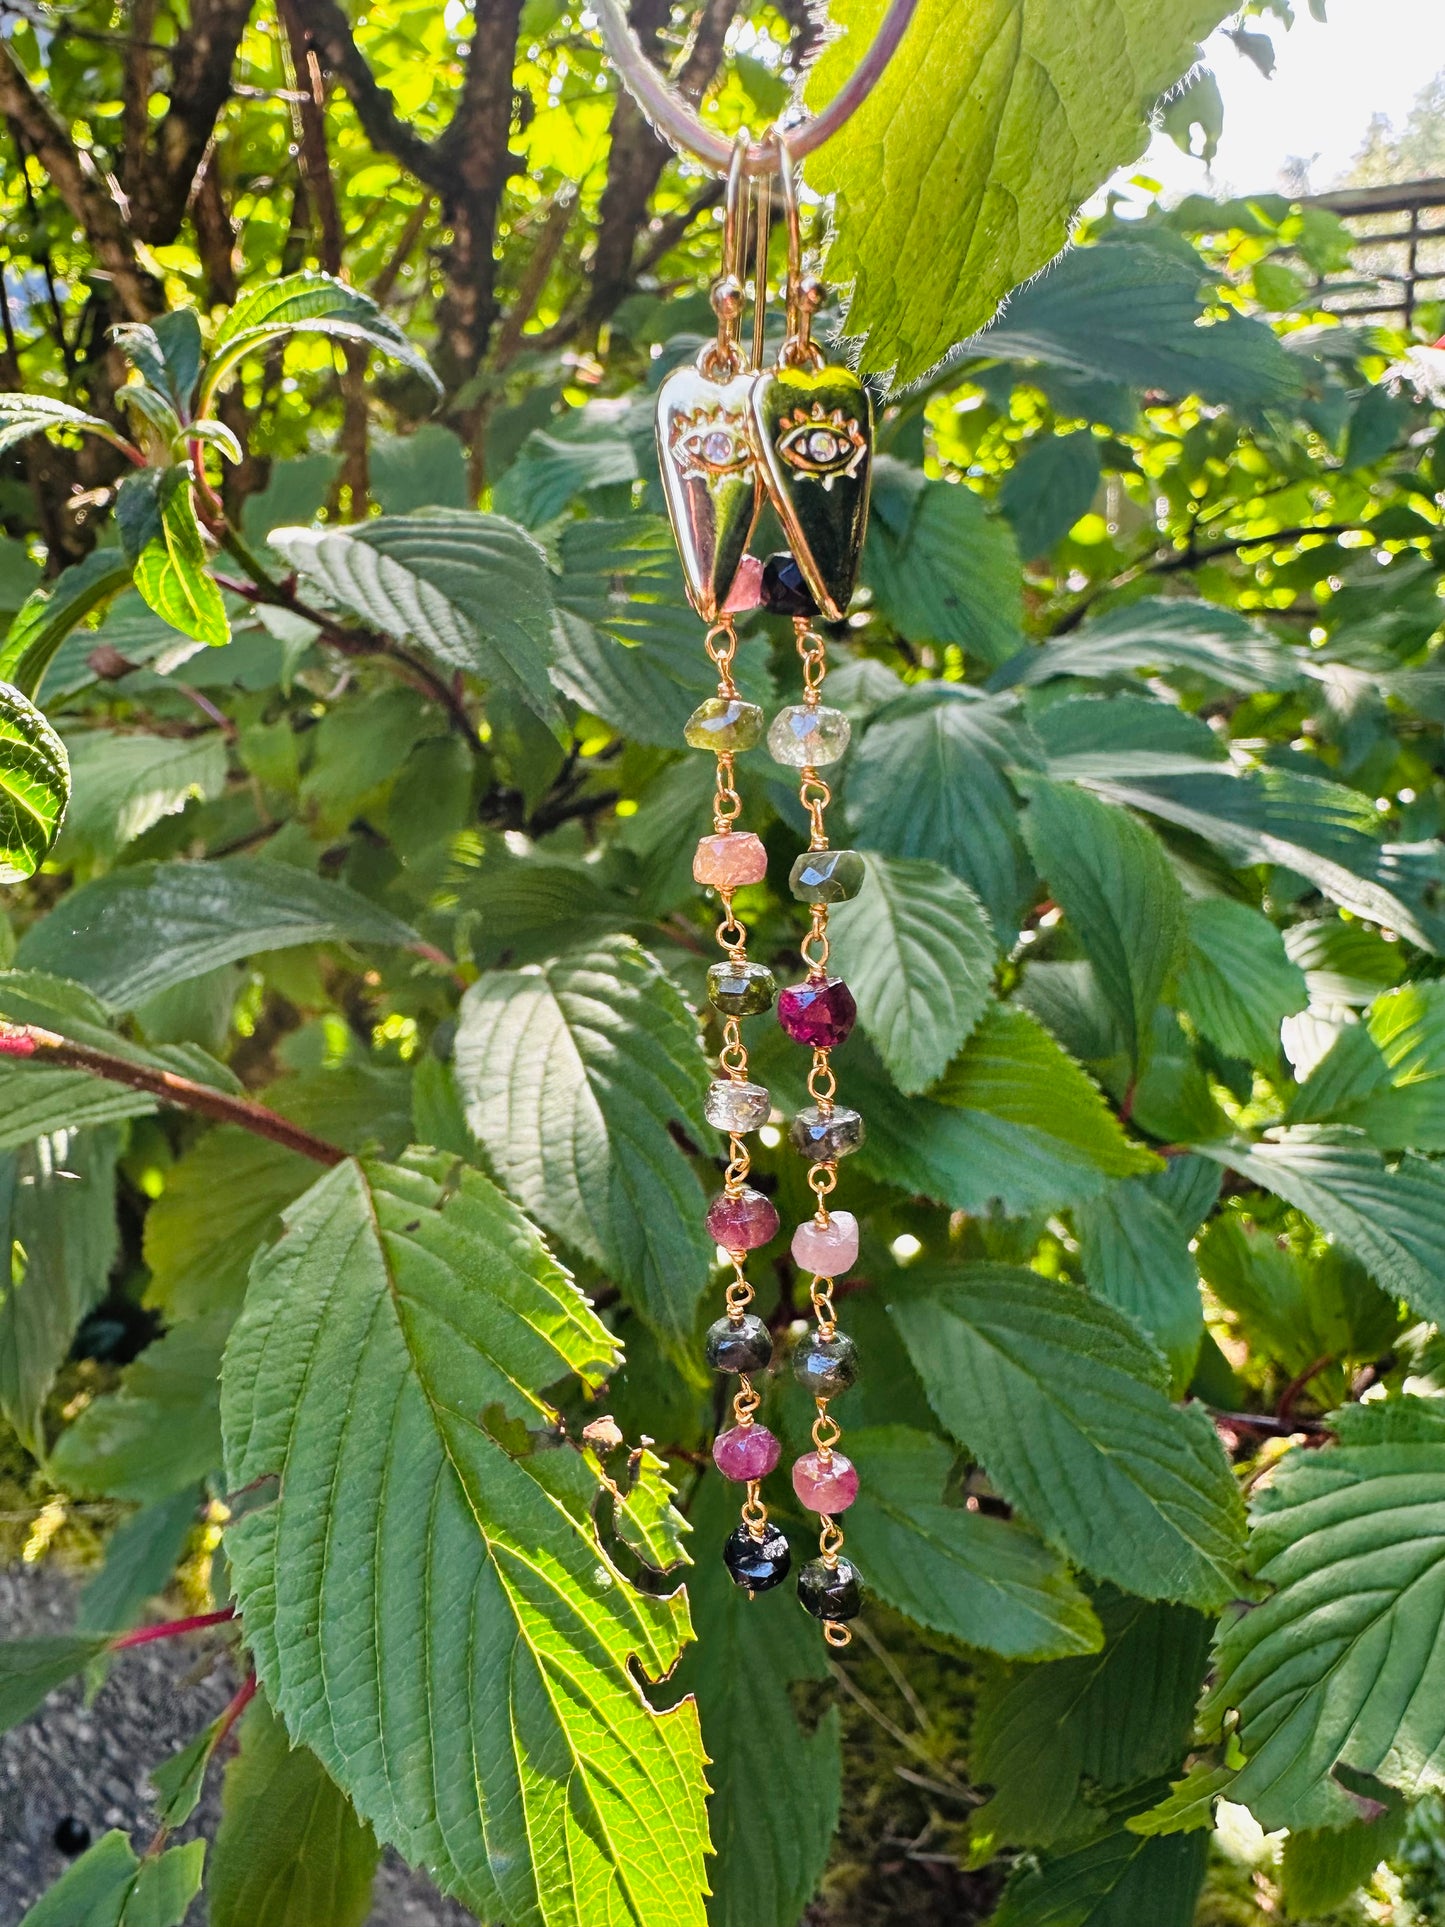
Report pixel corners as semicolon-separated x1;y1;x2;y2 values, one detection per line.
713;1423;782;1482
707;958;777;1018
761;551;819;619
694;831;768;889
792;1449;860;1514
793;1330;859;1399
767;703;852;769
684;696;765;755
705;1079;771;1133
789;847;866;904
724;1519;792;1593
778;976;857;1049
792;1210;859;1276
722;554;766;614
798;1555;864;1622
705;1312;774;1374
706;1186;780;1252
789;1104;865;1160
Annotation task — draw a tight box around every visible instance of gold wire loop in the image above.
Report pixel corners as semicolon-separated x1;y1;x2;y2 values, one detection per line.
808;1162;836;1211
741;1481;769;1537
706;619;739;695
808;1049;837;1108
811;1278;838;1339
700;133;752;379
799;773;831;850
819;1517;846;1564
812;1402;842;1457
796;622;827;698
715;905;748;956
801;910;831;977
824;1620;853;1648
778;140;826;372
733;1379;761;1426
725;1269;754;1316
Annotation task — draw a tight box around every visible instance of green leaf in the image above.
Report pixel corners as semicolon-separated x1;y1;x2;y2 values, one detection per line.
18;1831;204;1927
998;432;1103;559
1341;981;1445;1149
0;549;135;700
673;1475;840;1927
370;423;469;512
988;1825;1208;1927
930;1004;1160;1185
76;1487;199;1638
865;465;1024;662
973;230;1304;409
454;938;712;1357
493;411;644;526
1279;1804;1407;1916
1030;693;1227;782
126;468;229;646
0;679;69;882
609;1438;691;1572
890;1265;1245;1607
0;1065;155;1149
17;857;419;1009
58;729;227;858
270;510;558;722
1126;1762;1237;1837
221;1152;707;1927
49;1311;228;1502
970;1589;1210;1851
208;1690;380;1927
1175;898;1307;1063
142;1126;314;1321
0;1126;121;1456
998;597;1301;694
827;853;996;1094
1022;779;1186;1070
1074;1179;1203;1394
1205;1397;1445;1829
1193;1128;1445;1326
0;392;133;460
846;687;1039;936
200;270;441;411
847;1427;1102;1660
806;5;1237;383
0;1633;111;1733
150;1714;229;1828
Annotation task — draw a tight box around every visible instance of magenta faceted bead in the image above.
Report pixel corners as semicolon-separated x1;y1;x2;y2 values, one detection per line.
792;1450;860;1514
792;1210;859;1276
713;1424;782;1482
778;975;857;1049
706;1187;780;1252
694;831;767;889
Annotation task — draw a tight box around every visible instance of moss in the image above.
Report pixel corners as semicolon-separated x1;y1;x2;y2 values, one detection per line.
0;1360;121;1569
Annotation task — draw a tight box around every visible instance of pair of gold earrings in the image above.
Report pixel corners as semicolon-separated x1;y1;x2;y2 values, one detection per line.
656;139;873;627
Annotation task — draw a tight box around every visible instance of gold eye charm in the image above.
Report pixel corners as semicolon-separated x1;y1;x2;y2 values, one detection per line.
775;406;868;489
671;408;756;481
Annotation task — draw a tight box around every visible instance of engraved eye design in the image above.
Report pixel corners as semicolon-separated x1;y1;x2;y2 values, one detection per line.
775;405;867;489
672;411;754;480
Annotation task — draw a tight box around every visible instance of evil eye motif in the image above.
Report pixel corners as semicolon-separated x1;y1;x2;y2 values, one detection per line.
775;405;868;489
671;409;755;480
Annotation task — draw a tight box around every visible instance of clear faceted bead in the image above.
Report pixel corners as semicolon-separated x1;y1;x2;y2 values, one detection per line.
684;696;765;755
789;1104;865;1160
705;1079;771;1133
768;703;852;769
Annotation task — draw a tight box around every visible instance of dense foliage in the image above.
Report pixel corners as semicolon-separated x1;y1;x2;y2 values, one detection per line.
6;0;1445;1923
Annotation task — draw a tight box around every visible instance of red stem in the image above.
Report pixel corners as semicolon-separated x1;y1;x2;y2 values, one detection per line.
111;1606;236;1651
214;1670;258;1746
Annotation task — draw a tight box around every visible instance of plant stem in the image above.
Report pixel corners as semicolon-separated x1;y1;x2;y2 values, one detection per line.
0;1023;345;1166
111;1606;237;1650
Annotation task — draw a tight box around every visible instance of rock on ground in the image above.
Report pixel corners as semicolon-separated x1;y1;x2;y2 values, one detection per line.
0;1563;477;1926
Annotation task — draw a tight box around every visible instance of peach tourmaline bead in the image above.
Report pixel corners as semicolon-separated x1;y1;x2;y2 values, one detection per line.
791;1210;859;1277
693;831;767;889
792;1449;859;1515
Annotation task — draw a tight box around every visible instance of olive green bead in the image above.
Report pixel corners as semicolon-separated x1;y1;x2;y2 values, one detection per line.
790;847;866;904
707;959;777;1018
684;697;764;754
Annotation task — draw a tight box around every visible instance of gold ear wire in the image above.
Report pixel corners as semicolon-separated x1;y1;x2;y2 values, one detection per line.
705;128;753;379
777;138;824;372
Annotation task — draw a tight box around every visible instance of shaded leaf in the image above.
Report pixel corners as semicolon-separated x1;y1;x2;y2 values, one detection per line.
998;432;1103;559
201;271;440;408
1176;897;1307;1062
76;1487;200;1639
866;466;1024;662
1074;1179;1203;1394
18;1831;204;1927
58;729;227;859
0;1634;111;1734
49;1312;229;1502
0;549;135;701
997;598;1301;694
988;1824;1207;1927
0;680;69;883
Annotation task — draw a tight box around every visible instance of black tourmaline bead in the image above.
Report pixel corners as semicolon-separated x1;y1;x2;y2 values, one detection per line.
798;1556;864;1622
705;1312;774;1374
724;1521;791;1593
793;1329;859;1399
761;551;819;620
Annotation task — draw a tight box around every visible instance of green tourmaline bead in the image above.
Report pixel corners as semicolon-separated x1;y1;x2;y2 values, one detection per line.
684;696;765;754
707;959;777;1018
768;703;851;769
790;847;866;904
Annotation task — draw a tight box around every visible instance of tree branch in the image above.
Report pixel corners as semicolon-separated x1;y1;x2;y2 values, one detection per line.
291;0;451;190
129;0;258;244
0;1025;346;1166
0;46;159;319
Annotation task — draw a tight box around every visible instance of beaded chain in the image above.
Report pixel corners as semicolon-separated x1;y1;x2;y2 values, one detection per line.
660;135;872;1646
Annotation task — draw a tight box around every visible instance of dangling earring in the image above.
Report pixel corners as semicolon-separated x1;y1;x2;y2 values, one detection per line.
761;138;871;1649
657;135;792;1599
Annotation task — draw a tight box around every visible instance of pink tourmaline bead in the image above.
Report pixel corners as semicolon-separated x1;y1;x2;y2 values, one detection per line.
778;975;857;1048
707;1186;780;1252
693;831;767;889
792;1450;860;1514
723;554;765;613
713;1424;782;1482
791;1210;859;1277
